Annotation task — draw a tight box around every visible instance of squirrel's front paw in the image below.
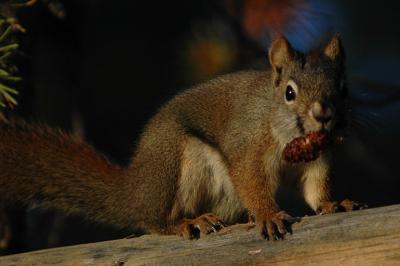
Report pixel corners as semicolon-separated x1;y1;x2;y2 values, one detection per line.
178;213;225;240
258;211;299;240
339;199;368;211
316;201;340;215
316;199;367;215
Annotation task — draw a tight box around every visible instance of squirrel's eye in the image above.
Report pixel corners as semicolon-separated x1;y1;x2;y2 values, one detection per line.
285;85;296;102
285;80;298;104
285;81;298;103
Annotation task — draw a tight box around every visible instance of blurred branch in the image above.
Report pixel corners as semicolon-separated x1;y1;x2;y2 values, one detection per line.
11;0;38;8
41;0;66;19
0;0;66;32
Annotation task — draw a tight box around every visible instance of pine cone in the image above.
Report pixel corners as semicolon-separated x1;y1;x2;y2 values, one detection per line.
283;131;328;163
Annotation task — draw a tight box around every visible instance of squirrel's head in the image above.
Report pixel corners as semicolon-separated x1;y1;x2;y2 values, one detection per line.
268;34;347;146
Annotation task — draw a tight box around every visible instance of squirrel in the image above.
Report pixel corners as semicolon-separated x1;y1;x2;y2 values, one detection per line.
0;34;365;241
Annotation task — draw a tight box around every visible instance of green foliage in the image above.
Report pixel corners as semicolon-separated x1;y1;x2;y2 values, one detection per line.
0;14;20;117
0;1;65;120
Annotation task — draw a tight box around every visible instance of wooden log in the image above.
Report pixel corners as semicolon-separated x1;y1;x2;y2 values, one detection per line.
1;204;400;266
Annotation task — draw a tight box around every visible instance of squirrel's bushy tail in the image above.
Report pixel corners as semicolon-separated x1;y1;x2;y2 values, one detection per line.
0;119;133;228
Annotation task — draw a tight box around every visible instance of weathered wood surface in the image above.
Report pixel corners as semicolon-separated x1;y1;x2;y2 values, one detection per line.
1;204;400;266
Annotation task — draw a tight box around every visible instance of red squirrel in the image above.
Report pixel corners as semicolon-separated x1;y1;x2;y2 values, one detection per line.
0;35;364;240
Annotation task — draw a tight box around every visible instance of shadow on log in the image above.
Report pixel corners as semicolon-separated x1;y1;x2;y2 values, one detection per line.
1;204;400;265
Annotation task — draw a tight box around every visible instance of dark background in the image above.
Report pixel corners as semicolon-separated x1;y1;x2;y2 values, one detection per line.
2;0;400;255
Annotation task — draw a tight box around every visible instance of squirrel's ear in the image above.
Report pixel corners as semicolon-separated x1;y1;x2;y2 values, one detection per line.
269;34;295;84
324;34;344;62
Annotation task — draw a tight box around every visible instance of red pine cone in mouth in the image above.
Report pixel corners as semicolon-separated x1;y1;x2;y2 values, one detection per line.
283;131;329;163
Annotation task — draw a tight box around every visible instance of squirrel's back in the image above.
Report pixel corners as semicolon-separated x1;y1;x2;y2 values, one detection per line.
152;70;275;147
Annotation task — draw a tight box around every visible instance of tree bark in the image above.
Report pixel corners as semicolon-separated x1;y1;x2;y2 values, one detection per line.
1;204;400;266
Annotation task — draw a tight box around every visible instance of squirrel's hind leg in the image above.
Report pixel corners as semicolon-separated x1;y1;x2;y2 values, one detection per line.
167;135;246;238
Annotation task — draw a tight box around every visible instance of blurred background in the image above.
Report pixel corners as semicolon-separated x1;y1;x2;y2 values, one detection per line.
0;0;399;255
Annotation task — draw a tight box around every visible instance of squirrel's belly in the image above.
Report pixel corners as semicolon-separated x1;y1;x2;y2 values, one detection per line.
171;136;246;224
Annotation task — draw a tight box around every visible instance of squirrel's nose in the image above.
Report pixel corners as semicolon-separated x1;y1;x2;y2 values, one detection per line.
311;101;333;123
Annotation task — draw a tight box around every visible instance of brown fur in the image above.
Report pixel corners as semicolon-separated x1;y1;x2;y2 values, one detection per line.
0;35;353;239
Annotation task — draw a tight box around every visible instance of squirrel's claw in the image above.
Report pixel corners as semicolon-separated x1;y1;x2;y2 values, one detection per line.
178;213;225;240
259;211;299;240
